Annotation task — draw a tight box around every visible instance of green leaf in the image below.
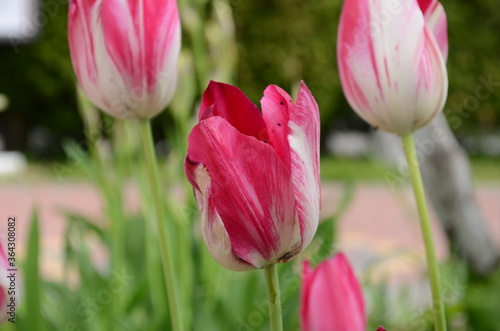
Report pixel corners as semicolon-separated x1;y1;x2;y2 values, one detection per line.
25;210;45;331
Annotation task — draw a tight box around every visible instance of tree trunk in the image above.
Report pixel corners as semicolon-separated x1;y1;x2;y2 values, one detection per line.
414;113;498;276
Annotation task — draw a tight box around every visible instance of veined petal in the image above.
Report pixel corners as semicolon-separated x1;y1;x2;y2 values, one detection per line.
260;84;293;166
200;81;270;141
187;116;300;268
337;0;448;134
418;0;448;60
184;160;255;271
288;82;321;251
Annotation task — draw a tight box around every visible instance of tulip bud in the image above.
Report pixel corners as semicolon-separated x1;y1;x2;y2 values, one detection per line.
68;0;181;119
300;253;365;331
184;81;321;271
337;0;448;135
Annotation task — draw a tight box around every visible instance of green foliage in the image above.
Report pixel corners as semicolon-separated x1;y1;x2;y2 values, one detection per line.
443;0;500;133
0;0;78;154
465;269;500;330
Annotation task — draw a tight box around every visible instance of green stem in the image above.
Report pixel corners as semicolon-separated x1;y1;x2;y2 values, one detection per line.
401;133;447;331
137;120;184;331
263;264;283;331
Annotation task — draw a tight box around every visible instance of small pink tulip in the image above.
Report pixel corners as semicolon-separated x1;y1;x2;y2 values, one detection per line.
300;253;365;331
337;0;448;134
0;236;15;325
68;0;181;119
185;81;321;271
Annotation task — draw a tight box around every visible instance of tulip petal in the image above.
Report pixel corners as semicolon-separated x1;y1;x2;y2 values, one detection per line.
69;0;115;113
301;254;366;331
100;0;181;118
337;0;448;134
185;160;255;271
200;81;270;141
260;84;293;166
418;0;448;60
288;82;321;250
187;116;300;268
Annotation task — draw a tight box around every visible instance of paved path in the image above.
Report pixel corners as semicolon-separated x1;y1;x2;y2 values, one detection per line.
0;181;498;284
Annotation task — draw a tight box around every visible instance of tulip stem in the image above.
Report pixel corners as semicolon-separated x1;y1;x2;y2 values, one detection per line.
137;120;184;331
401;133;447;331
263;264;283;331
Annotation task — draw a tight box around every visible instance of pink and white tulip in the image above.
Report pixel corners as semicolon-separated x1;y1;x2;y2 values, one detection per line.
300;253;366;331
68;0;181;119
0;236;15;325
337;0;448;135
185;81;320;271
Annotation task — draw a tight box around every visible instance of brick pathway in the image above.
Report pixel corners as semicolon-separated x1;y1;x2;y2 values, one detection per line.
0;181;498;284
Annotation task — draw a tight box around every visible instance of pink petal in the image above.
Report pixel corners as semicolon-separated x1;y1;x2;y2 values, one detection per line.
200;81;270;142
376;327;388;331
187;116;300;268
288;82;321;251
418;0;448;60
101;0;180;90
260;84;293;166
337;0;448;134
184;160;255;271
68;0;100;92
100;0;180;117
300;254;366;331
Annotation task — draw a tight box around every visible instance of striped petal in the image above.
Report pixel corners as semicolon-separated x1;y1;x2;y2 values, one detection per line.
184;160;254;271
187;116;300;268
418;0;448;60
287;82;321;251
260;84;293;167
337;0;448;134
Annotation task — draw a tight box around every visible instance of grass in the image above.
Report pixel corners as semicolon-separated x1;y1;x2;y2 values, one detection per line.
320;156;499;181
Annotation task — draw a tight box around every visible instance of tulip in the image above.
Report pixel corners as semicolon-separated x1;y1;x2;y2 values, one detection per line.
0;236;14;325
184;81;321;271
68;0;181;119
300;253;366;331
337;0;448;135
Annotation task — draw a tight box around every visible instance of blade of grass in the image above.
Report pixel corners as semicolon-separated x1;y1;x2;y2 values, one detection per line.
25;210;44;331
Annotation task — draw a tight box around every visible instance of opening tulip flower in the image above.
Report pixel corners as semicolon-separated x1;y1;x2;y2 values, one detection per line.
185;81;321;271
68;0;181;119
337;0;448;134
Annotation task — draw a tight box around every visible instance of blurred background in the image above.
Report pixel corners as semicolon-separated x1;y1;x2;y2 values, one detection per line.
0;0;499;330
